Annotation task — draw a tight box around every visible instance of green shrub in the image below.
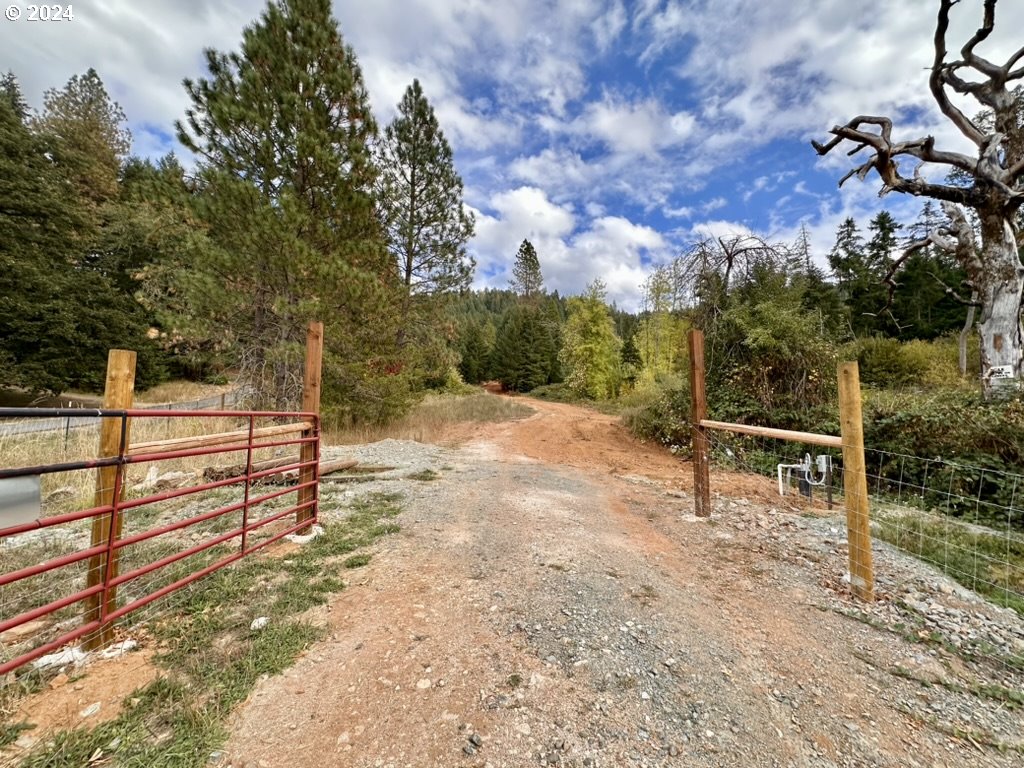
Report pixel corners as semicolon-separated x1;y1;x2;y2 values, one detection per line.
900;335;979;389
849;336;927;387
620;379;692;455
528;383;581;404
863;390;1024;525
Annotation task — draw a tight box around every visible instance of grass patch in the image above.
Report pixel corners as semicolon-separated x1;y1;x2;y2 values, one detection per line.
889;664;1024;709
1;723;34;750
527;383;621;415
324;392;533;445
15;493;402;767
875;511;1024;615
408;469;440;482
133;380;235;405
343;554;372;569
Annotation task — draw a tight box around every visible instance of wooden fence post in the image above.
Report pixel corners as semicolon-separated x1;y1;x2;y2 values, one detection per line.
838;361;874;602
688;330;711;518
298;321;323;533
83;349;136;650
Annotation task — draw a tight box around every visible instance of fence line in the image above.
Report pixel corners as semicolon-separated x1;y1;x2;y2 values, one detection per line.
688;329;874;600
0;390;248;438
685;329;1023;685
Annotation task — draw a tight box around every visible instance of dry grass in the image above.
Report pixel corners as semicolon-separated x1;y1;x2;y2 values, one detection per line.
132;380;236;405
0;414;301;519
324;391;534;446
1;390;529;518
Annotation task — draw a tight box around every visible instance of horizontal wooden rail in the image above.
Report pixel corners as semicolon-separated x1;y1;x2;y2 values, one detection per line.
128;421;313;457
699;419;843;449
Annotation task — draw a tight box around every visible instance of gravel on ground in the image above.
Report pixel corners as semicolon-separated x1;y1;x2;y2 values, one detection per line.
221;398;1024;768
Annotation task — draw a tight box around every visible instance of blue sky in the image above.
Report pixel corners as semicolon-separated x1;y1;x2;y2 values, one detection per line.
3;0;1022;309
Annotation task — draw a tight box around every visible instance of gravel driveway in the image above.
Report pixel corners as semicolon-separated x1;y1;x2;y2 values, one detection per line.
223;399;1024;768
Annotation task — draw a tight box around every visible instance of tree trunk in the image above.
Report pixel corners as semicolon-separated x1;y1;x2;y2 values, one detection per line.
958;299;976;378
976;215;1024;398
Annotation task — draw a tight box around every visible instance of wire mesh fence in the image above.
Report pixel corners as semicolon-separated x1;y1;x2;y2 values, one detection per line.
0;389;248;439
703;427;1024;682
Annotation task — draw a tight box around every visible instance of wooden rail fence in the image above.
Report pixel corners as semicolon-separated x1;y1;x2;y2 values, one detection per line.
687;329;874;601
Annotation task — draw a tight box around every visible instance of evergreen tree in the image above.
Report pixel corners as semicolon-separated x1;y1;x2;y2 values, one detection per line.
828;216;895;336
559;280;622;400
491;305;555;392
375;79;475;386
619;333;642;390
890;203;969;339
33;68;131;211
866;211;900;272
0;88;81;392
510;239;543;298
458;321;491;384
2;69;166;393
540;293;565;383
1;71;30;120
860;211;902;334
174;0;405;415
798;264;848;339
793;223;813;272
377;79;475;303
827;217;865;295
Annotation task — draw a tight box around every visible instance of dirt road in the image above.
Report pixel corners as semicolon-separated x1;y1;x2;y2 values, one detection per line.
224;399;1023;767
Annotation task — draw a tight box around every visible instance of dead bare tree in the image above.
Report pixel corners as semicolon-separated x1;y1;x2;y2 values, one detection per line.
813;0;1024;397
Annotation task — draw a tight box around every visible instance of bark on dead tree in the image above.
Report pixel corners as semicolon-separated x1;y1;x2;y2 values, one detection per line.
812;0;1024;398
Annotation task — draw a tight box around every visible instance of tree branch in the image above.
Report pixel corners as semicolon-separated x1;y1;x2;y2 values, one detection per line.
1004;44;1024;75
813;116;990;204
930;271;983;306
880;237;929;313
932;0;987;145
958;0;1001;79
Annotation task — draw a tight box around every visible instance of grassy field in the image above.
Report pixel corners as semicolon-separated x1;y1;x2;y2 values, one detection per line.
5;492;402;767
0;411;304;522
324;390;534;445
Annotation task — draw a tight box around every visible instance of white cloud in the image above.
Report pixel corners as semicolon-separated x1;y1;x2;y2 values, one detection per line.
665;196;727;220
593;1;628;53
468;187;673;309
640;0;1024;166
509;148;594;197
578;93;696;157
5;0;1020;312
2;1;262;147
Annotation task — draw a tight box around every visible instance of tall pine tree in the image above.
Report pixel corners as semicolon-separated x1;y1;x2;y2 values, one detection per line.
2;69;166;393
175;0;406;416
510;239;543;298
376;79;475;304
375;79;474;386
0;81;82;393
33;68;130;213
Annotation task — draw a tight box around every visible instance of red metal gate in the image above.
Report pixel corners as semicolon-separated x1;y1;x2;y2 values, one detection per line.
0;407;320;676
